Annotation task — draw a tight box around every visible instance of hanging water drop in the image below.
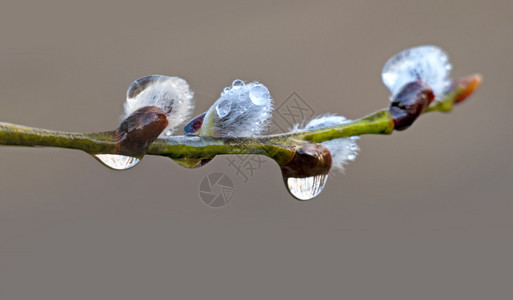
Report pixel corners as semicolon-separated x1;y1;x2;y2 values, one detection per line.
284;174;329;200
279;144;331;200
249;84;270;105
94;154;141;170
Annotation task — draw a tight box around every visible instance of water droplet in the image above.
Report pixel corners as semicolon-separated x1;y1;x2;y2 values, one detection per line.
284;174;328;200
223;87;231;93
347;154;356;160
249;84;270;105
215;101;231;118
94;154;140;170
232;79;245;88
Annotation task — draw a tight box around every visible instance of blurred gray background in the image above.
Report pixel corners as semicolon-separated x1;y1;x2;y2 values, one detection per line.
0;0;512;299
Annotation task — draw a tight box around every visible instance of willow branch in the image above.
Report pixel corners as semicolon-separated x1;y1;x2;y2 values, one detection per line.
0;74;480;167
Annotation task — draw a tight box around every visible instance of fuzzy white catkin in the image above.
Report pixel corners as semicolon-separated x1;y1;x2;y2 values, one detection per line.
294;115;360;173
381;45;452;101
124;75;194;136
200;80;273;137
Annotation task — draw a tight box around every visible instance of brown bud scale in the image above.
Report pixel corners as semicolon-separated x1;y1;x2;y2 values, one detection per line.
280;144;332;178
184;112;206;136
117;106;168;155
390;80;435;131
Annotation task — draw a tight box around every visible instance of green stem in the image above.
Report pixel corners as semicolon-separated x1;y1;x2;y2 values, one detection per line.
0;109;393;165
0;122;117;153
423;89;457;113
0;86;466;166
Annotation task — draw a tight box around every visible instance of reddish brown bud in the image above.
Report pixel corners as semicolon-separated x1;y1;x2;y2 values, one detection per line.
280;144;332;178
117;106;168;155
184;112;206;136
451;74;482;104
390;80;435;131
